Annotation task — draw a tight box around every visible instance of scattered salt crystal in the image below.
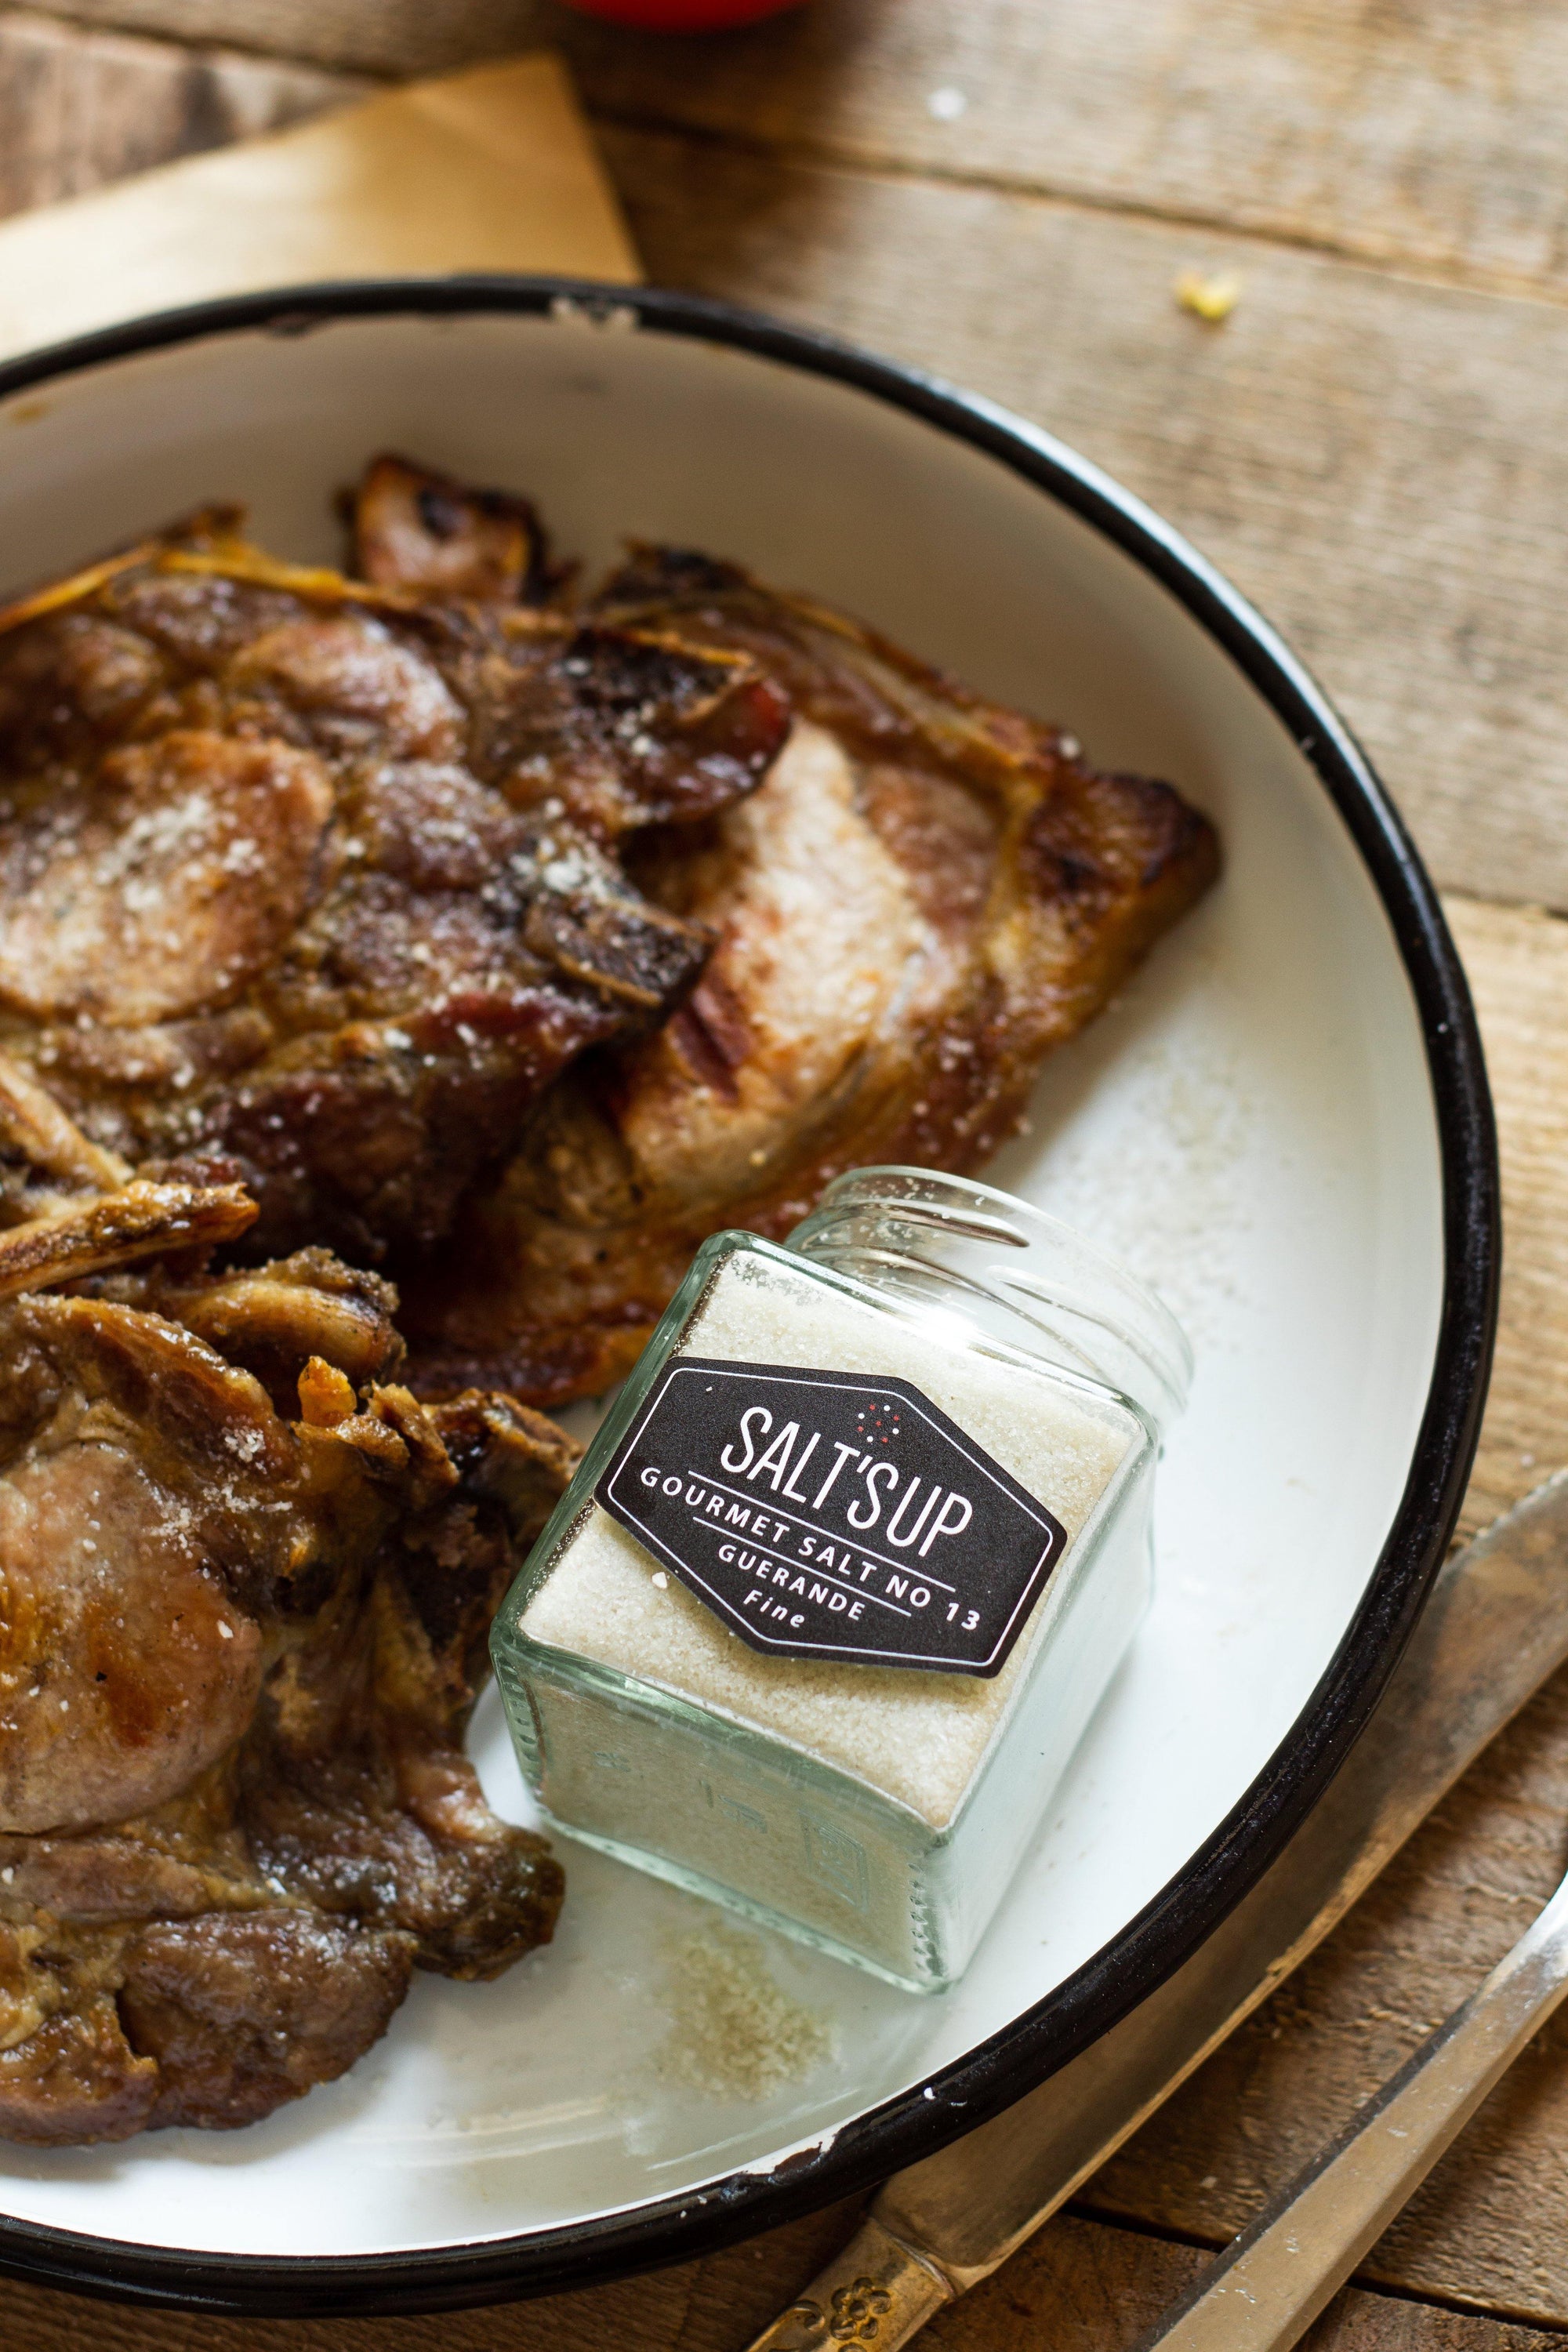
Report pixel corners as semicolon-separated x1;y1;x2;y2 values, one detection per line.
655;1924;830;2100
217;1621;234;1641
652;1572;669;1590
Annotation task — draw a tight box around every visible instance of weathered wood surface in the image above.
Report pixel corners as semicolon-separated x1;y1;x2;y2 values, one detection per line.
29;0;1568;303
1086;1646;1568;2325
3;8;1568;2350
4;2210;1568;2352
0;5;355;219
937;2220;1568;2352
1444;899;1568;1541
8;9;1568;911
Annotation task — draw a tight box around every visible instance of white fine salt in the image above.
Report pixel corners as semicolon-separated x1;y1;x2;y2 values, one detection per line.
522;1250;1134;1828
654;1924;832;2101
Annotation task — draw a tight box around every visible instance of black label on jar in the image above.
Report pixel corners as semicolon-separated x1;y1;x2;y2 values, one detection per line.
595;1358;1071;1676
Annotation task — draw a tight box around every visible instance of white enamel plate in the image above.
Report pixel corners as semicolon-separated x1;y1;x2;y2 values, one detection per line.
0;285;1495;2317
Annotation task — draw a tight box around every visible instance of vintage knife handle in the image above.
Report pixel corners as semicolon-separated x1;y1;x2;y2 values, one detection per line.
741;2217;953;2350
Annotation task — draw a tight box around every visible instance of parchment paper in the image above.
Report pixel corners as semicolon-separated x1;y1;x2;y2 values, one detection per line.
0;51;639;364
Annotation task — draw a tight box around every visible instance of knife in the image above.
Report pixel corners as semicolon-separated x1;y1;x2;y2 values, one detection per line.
744;1472;1568;2351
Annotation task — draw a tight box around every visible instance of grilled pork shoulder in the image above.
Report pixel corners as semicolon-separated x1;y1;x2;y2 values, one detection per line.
0;1172;571;2144
0;506;788;1263
403;545;1221;1405
0;459;1217;1399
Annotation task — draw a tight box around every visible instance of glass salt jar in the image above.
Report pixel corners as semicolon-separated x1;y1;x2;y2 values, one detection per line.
491;1168;1189;1994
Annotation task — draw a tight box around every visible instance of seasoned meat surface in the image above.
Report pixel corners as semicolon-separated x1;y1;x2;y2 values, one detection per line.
403;549;1221;1403
0;505;789;1262
0;1173;571;2143
119;1911;416;2135
0;467;1216;1403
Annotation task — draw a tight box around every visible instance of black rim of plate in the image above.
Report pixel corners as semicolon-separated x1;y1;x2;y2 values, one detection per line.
0;278;1500;2319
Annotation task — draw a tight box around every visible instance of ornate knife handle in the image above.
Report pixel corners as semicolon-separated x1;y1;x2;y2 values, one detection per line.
743;2219;954;2350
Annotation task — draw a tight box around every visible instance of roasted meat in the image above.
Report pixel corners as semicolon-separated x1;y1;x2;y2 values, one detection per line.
402;547;1221;1404
350;452;561;606
0;505;789;1263
0;457;1217;1406
0;1171;572;2143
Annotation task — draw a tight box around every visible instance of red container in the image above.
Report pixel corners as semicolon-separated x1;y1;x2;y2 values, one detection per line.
560;0;800;27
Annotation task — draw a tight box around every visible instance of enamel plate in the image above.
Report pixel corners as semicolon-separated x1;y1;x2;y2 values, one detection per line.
0;283;1496;2315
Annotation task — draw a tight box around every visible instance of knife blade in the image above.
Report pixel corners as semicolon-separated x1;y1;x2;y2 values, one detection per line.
744;1472;1568;2352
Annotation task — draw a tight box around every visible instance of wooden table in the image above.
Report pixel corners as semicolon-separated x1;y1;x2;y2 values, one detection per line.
5;5;1568;2346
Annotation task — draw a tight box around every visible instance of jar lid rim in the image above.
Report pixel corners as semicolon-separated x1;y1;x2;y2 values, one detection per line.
796;1166;1193;1425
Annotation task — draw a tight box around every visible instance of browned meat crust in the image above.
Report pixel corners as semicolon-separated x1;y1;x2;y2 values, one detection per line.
0;1179;572;2143
401;549;1221;1405
0;470;1217;1411
118;1912;416;2135
351;452;563;606
0;508;789;1263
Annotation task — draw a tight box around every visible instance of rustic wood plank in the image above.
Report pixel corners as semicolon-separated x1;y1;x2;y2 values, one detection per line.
0;2196;860;2350
1083;1651;1568;2323
923;2214;1568;2352
601;122;1568;913
27;0;1568;302
564;0;1568;303
27;0;495;74
3;2204;1563;2352
1447;898;1568;1539
0;5;358;219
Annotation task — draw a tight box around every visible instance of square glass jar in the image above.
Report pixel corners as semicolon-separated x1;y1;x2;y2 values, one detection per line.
492;1172;1189;1994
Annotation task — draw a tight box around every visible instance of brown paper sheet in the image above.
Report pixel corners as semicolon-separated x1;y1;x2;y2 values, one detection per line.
0;52;640;365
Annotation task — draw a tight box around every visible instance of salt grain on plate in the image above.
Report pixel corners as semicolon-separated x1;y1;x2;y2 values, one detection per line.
655;1923;831;2101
